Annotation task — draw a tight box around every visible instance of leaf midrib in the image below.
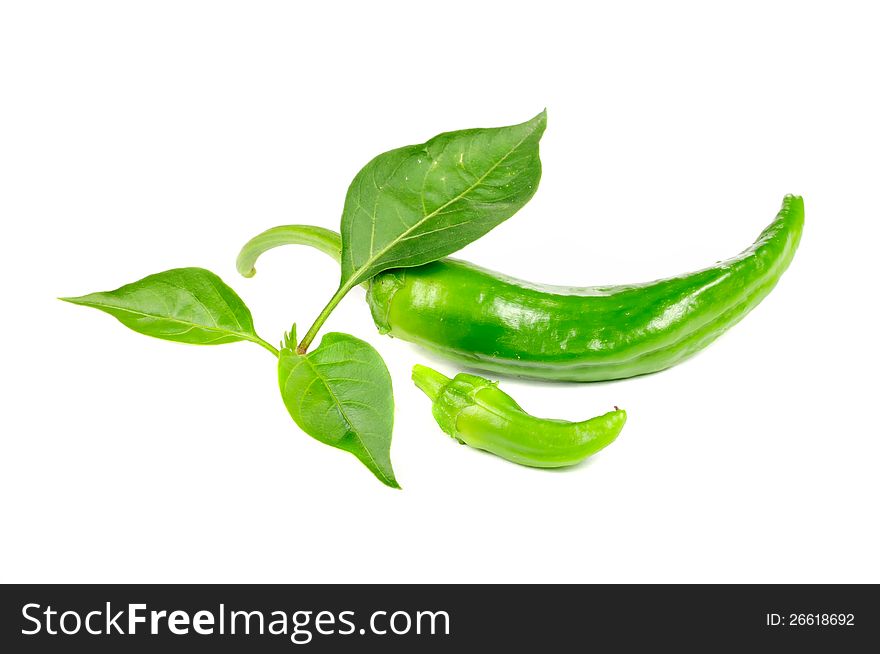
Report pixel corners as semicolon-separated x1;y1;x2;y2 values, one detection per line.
64;299;255;342
288;353;393;486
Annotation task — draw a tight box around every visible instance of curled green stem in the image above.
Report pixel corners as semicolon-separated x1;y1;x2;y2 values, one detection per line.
236;225;343;277
237;224;372;353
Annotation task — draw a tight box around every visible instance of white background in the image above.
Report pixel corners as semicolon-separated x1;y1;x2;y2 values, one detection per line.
2;1;878;583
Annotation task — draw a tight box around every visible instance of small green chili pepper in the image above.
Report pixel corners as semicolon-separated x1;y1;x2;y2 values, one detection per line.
238;195;803;382
411;364;625;467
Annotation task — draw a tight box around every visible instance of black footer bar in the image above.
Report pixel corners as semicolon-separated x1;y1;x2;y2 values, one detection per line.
2;584;876;651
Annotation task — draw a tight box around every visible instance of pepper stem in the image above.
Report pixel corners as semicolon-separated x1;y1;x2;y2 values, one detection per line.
411;364;451;401
296;281;354;353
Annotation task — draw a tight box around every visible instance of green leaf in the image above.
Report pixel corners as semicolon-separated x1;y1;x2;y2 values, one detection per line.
278;327;398;488
61;267;278;355
340;110;546;288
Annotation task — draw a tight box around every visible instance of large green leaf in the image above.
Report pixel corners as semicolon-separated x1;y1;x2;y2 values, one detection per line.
278;327;398;488
339;111;546;288
61;267;276;353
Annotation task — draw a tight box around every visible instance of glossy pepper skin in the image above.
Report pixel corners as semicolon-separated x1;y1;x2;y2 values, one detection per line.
370;195;803;380
411;364;625;467
237;195;803;382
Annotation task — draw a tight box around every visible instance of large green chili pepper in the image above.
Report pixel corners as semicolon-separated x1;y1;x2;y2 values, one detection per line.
238;195;803;382
411;364;626;467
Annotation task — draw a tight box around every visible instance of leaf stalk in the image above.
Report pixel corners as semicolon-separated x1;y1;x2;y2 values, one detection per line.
297;281;354;353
